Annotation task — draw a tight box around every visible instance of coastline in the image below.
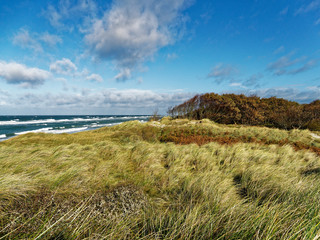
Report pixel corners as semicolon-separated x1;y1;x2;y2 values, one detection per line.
0;115;150;141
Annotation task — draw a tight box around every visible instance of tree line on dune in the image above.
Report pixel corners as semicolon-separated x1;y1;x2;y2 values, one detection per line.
168;93;320;130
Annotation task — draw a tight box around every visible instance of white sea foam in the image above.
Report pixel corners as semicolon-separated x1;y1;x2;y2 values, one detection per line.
15;127;88;135
95;123;121;128
85;122;122;128
0;119;56;125
117;116;150;120
46;127;88;134
0;116;141;126
0;134;6;138
15;127;53;135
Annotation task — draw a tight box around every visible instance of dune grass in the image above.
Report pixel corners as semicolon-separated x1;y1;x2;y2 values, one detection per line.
1;118;320;239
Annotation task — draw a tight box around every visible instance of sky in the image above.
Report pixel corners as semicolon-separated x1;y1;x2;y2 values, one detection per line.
0;0;320;115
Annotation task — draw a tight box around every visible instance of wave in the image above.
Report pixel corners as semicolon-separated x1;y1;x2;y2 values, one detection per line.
0;118;103;126
13;120;146;136
15;127;88;135
15;127;53;135
117;116;150;120
45;127;88;134
0;116;150;126
0;134;6;138
85;122;121;128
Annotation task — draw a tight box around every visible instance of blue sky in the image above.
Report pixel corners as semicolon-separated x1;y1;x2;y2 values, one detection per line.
0;0;319;114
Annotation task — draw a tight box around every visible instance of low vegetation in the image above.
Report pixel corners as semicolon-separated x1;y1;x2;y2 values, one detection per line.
168;93;320;130
1;118;320;239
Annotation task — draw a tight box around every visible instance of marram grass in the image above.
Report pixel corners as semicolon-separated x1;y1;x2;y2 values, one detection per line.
1;118;320;239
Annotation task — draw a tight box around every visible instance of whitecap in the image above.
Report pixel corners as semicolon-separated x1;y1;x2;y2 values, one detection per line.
15;127;53;135
46;127;88;134
15;127;88;135
0;116;121;126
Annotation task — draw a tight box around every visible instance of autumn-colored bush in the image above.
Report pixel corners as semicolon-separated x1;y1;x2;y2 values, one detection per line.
168;93;320;130
306;119;320;131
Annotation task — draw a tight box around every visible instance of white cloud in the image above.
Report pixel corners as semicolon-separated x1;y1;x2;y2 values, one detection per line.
44;0;98;31
273;46;285;55
50;58;77;75
0;89;11;106
279;7;289;16
137;77;143;84
0;61;51;88
7;89;194;114
13;29;43;52
230;82;244;87
46;5;63;28
207;63;238;83
13;29;62;52
114;68;132;82
167;53;178;60
267;55;300;72
74;68;90;78
244;87;320;103
85;0;190;81
86;73;103;82
264;37;275;43
39;32;62;47
243;73;263;87
267;53;317;76
296;0;320;15
288;60;317;75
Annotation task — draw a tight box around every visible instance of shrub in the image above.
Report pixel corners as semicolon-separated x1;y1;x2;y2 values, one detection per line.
307;119;320;131
168;92;320;130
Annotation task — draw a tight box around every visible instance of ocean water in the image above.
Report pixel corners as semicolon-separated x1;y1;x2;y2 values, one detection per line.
0;115;150;141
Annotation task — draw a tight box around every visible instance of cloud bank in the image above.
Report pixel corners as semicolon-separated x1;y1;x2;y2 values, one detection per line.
0;89;194;114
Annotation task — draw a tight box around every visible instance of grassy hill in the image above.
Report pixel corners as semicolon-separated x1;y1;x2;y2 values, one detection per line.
1;118;320;239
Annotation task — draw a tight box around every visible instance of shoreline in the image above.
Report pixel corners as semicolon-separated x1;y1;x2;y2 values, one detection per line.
0;115;150;142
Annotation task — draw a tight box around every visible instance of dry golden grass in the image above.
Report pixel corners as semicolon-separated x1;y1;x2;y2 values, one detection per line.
1;118;320;239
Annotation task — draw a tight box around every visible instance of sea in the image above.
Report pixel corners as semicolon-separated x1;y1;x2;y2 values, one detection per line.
0;115;151;141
